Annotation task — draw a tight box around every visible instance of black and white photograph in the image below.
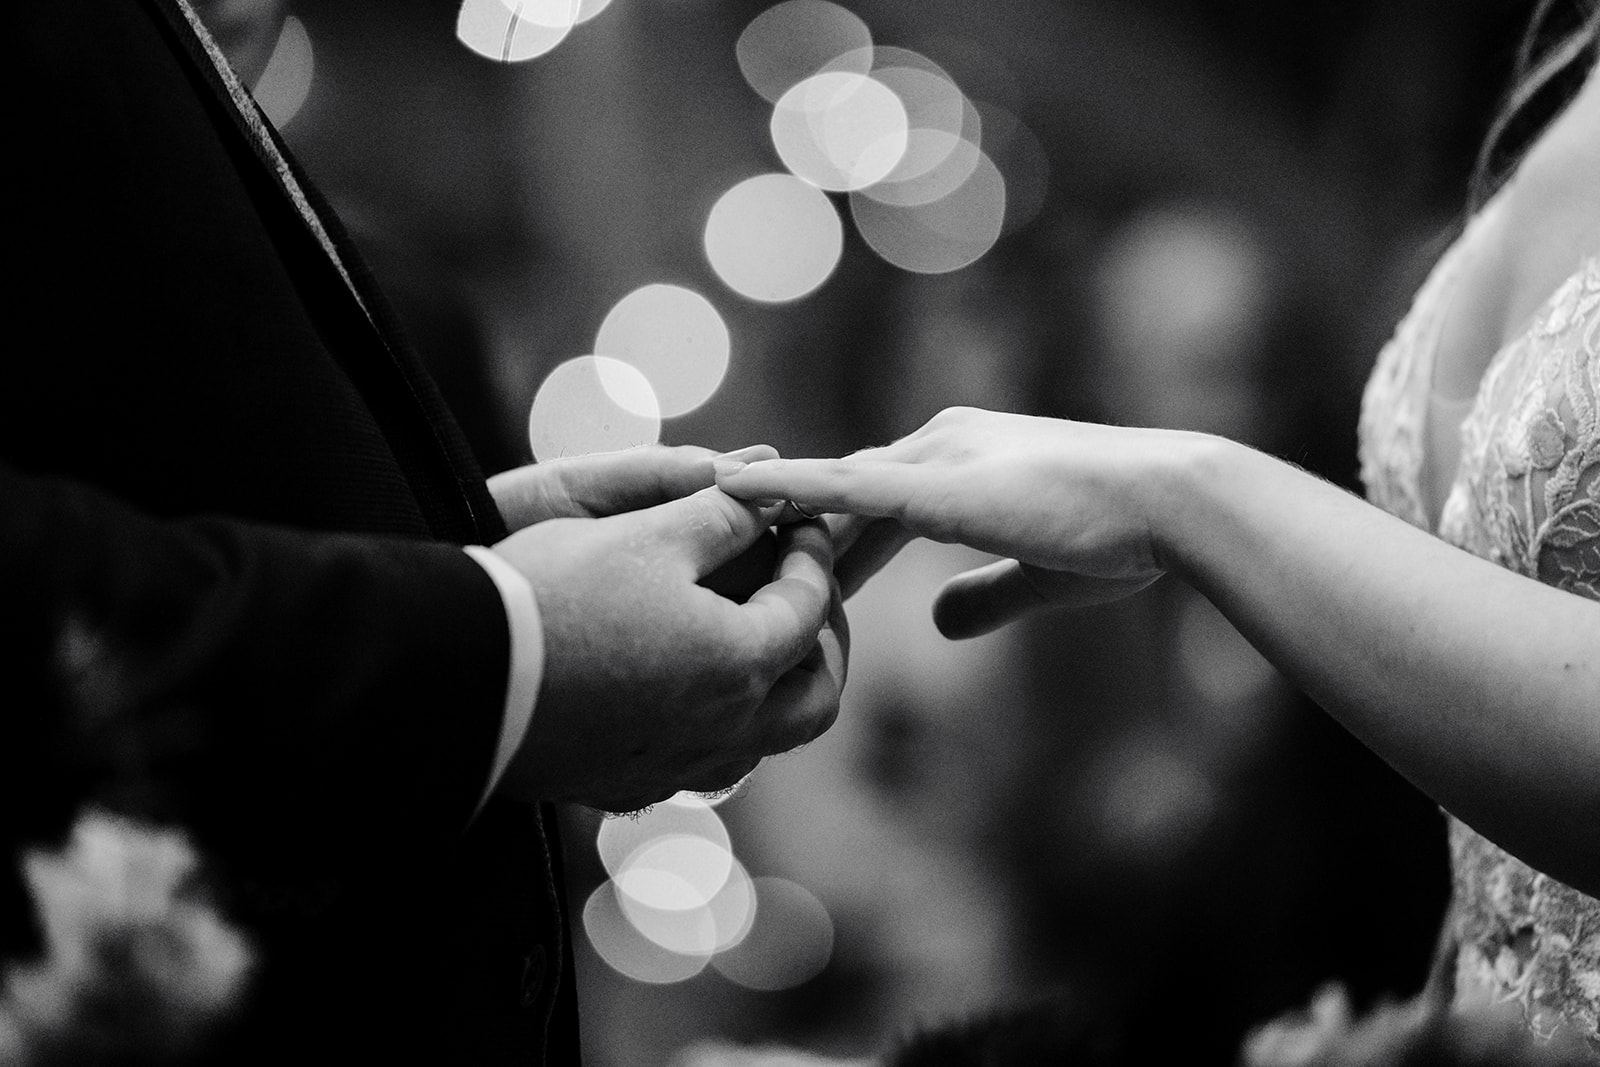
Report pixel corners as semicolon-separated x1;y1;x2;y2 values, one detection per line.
4;0;1597;1063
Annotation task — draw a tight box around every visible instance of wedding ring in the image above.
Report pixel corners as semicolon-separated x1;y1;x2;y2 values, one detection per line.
785;499;822;521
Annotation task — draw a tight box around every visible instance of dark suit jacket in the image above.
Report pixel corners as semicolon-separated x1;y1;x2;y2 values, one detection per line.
6;1;579;1060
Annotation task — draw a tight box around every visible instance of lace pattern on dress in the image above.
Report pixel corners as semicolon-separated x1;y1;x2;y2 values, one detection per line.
1359;246;1600;1047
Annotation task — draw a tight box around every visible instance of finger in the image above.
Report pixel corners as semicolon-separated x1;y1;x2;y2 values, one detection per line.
643;486;786;579
933;560;1159;639
797;585;848;693
714;456;926;521
493;445;780;527
736;520;835;669
773;499;824;526
487;463;557;529
717;444;897;518
555;445;723;517
646;444;779;512
826;576;849;689
833;517;918;599
700;530;778;603
744;571;848;756
752;643;844;756
825;512;874;557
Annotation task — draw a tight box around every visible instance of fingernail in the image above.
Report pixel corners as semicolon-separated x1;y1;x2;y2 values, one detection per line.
712;459;746;477
717;445;771;462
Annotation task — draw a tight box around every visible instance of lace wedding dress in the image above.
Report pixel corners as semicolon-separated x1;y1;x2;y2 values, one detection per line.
1358;192;1599;1047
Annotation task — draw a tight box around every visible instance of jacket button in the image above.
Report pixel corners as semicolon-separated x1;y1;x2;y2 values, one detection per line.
520;946;547;1009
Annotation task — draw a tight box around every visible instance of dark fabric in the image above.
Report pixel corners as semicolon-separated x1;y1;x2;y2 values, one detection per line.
6;1;579;1061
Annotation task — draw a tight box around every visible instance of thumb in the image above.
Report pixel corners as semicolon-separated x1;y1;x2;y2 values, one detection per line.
641;486;786;579
933;560;1160;639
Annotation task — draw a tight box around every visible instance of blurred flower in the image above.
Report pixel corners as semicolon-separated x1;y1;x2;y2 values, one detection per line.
1241;982;1590;1067
0;810;251;1065
1242;983;1358;1067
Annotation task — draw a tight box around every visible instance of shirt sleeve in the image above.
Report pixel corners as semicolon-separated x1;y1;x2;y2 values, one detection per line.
462;546;544;812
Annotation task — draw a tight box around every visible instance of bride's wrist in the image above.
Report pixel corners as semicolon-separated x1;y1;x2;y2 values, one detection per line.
1142;431;1252;581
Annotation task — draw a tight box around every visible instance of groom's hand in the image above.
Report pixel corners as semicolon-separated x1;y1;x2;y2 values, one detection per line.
491;444;782;603
491;488;846;812
489;444;778;529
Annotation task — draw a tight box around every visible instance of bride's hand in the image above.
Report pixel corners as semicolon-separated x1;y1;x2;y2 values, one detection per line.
715;407;1189;637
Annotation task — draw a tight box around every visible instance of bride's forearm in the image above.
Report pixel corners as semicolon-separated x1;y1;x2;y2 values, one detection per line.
1153;436;1600;892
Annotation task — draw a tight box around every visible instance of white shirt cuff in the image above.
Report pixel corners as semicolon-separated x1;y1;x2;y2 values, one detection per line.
463;545;544;814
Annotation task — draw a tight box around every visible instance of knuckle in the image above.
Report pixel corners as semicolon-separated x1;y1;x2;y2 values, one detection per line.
680;492;716;524
931;405;977;428
664;444;705;470
686;494;739;539
732;614;774;662
737;670;772;710
711;654;767;710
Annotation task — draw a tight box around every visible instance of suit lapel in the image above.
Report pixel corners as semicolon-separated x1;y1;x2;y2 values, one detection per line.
147;0;508;546
168;0;372;322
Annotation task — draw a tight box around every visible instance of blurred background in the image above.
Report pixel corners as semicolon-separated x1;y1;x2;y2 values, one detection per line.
242;0;1540;1060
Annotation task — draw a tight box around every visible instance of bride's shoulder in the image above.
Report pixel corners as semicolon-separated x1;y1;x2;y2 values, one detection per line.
1429;67;1600;401
1494;62;1600;339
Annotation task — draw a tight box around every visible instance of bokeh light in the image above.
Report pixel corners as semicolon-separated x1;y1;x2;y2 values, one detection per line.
617;856;756;956
615;870;720;955
586;794;767;984
527;356;660;461
771;72;909;192
574;0;615;25
704;174;843;303
703;859;757;951
975;104;1051;234
850;150;1006;273
739;18;1013;279
616;835;734;912
1097;205;1271;360
1090;740;1216;864
736;0;873;103
870;65;967;184
253;15;313;129
455;0;579;63
858;132;981;208
584;882;712;984
596;793;731;883
711;877;834;991
593;284;731;417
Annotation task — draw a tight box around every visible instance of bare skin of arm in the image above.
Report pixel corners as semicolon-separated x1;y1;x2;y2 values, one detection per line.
1164;432;1598;894
714;411;1600;894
